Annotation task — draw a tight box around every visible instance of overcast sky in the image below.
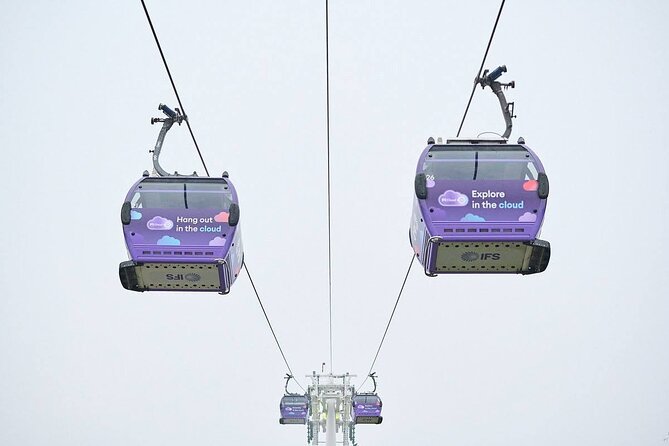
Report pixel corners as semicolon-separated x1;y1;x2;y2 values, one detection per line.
1;1;668;445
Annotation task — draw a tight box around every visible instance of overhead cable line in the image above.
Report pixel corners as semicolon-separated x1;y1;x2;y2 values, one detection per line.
456;0;506;137
140;0;211;177
325;0;334;373
359;255;415;389
244;263;306;392
140;0;303;392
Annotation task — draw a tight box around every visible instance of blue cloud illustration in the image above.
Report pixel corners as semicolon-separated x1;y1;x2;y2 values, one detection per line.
147;216;174;230
438;190;469;207
130;210;142;220
157;235;181;246
460;213;486;222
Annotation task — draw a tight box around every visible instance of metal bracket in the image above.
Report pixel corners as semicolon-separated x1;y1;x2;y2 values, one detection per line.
476;65;515;138
149;103;187;177
424;237;441;277
284;373;302;395
368;372;378;394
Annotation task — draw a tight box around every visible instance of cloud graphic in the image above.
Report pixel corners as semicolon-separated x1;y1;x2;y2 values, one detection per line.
518;212;537;222
460;213;486;222
147;216;174;231
214;211;229;223
208;236;227;246
438;190;469;207
523;180;539;192
426;177;435;188
130;210;143;220
157;235;181;246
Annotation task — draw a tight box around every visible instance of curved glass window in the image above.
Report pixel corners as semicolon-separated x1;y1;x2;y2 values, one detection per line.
354;395;381;405
423;146;537;181
132;180;233;210
281;396;309;407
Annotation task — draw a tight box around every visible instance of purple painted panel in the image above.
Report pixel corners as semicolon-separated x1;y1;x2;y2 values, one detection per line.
226;227;244;279
352;395;382;418
280;395;309;422
123;207;236;262
424;179;542;224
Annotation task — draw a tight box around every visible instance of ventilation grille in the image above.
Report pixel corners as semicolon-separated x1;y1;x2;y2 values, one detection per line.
141;250;216;256
146;282;219;289
442;242;523;249
443;227;525;233
441;264;516;271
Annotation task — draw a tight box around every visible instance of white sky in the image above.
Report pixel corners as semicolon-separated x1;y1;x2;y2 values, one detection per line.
1;1;668;445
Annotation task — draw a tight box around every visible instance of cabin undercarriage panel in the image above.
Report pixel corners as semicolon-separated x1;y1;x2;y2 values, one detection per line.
427;238;550;275
119;260;230;293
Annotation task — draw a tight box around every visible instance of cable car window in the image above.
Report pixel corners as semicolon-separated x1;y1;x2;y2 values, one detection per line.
526;162;538;180
133;181;233;209
282;396;308;406
424;148;537;181
185;182;233;209
476;160;534;180
354;395;380;404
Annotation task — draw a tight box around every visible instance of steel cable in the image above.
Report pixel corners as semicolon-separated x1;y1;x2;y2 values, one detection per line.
140;0;211;176
325;0;334;373
456;0;506;137
244;263;306;392
359;255;415;390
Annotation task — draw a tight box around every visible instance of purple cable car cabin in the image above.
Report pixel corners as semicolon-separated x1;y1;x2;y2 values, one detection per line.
279;395;310;425
119;104;244;294
119;175;243;293
352;394;383;425
409;138;550;275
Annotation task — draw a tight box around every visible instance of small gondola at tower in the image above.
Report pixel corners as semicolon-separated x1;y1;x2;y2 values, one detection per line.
119;104;243;293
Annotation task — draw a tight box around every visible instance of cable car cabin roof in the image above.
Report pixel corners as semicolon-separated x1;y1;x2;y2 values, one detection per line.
128;176;236;192
134;176;232;185
427;144;531;155
444;137;508;144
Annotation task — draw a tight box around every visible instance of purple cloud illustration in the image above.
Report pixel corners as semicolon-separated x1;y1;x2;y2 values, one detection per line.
460;213;486;222
208;236;227;246
156;235;181;246
214;211;229;223
518;212;537;222
146;216;174;230
438;190;469;207
130;210;142;220
426;177;435;188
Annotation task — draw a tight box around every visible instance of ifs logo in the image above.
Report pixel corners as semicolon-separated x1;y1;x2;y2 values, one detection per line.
460;252;501;262
165;273;202;282
461;252;479;262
